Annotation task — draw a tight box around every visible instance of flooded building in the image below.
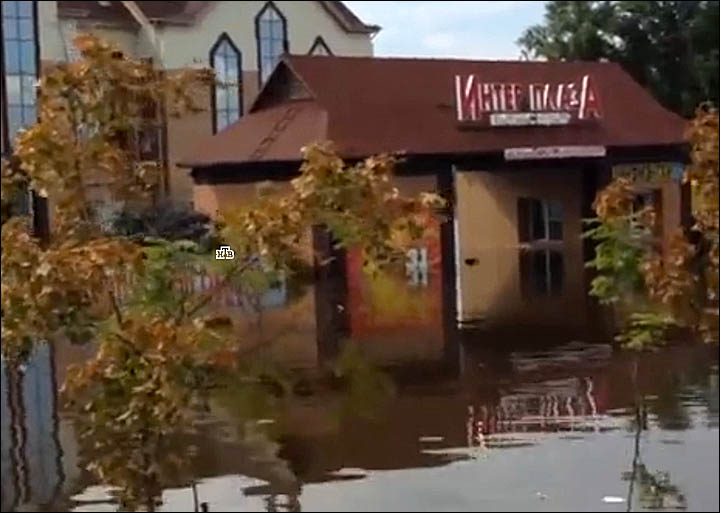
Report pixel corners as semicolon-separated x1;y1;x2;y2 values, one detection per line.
180;56;688;330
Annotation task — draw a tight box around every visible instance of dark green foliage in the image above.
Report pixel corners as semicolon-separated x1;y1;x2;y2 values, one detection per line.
584;216;648;305
111;201;219;248
519;1;719;116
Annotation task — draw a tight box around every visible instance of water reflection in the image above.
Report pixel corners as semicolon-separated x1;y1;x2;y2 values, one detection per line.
1;336;718;512
624;404;688;511
1;343;64;511
2;252;718;512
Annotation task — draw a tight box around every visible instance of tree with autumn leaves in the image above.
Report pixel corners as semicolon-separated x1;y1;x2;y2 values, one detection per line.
0;35;442;510
1;30;717;511
586;107;718;348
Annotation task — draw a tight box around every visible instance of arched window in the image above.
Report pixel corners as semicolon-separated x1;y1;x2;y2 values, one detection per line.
255;2;287;85
210;33;242;133
1;0;39;150
308;36;332;56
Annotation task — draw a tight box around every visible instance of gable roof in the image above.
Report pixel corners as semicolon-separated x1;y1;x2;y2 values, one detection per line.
181;55;687;169
319;1;381;34
57;1;379;32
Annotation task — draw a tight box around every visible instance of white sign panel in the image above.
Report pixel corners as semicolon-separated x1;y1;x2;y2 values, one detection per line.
455;74;603;123
490;112;572;127
504;146;607;161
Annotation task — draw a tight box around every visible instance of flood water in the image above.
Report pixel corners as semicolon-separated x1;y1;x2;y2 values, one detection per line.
1;243;718;512
2;334;718;512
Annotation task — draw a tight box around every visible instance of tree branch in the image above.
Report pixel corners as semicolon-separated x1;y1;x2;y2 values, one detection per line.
108;289;123;325
180;257;257;322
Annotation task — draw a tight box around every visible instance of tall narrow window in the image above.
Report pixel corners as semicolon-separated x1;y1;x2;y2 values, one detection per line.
518;198;564;242
2;0;39;149
210;33;242;133
309;36;332;56
519;249;564;297
256;2;287;85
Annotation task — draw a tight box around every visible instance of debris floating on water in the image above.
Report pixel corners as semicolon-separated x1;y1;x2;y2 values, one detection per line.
419;436;444;443
602;496;626;503
330;468;367;477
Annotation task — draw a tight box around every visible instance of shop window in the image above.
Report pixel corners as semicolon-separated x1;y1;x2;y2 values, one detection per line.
210;33;242;133
256;1;288;85
308;36;332;56
518;198;564;243
520;249;564;296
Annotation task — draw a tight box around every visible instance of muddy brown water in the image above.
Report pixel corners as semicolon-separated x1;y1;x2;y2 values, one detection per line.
2;334;717;512
1;267;718;512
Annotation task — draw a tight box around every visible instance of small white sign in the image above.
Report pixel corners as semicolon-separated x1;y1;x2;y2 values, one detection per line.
504;145;606;161
490;112;572;127
215;245;235;260
601;496;626;504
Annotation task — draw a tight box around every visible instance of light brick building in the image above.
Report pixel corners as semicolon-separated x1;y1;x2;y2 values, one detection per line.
1;0;379;205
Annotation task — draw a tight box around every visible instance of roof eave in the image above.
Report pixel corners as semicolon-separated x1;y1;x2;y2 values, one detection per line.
319;1;381;35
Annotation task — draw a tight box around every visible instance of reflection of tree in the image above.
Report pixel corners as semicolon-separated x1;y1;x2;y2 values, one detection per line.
623;362;688;512
263;492;301;512
647;373;693;431
66;341;395;511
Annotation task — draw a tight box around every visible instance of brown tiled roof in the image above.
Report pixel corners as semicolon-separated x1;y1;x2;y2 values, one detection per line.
57;1;379;32
182;102;328;167
181;55;686;169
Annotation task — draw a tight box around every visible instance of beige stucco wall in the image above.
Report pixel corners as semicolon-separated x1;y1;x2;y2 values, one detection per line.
194;179;280;218
37;1;374;206
39;2;143;61
166;83;211;206
165;67;264;207
161;0;376;208
454;168;588;328
193;179;320;367
157;1;373;71
193;179;319;267
38;1;65;60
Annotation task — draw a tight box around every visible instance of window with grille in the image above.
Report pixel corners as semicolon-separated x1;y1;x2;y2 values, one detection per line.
519;249;565;297
517;197;565;297
256;2;287;85
518;198;564;243
2;0;39;148
210;33;242;133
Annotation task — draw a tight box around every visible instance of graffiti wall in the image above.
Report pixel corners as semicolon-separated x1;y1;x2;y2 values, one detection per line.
345;197;445;363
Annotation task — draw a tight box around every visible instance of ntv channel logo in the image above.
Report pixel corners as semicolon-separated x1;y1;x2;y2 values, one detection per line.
215;245;235;260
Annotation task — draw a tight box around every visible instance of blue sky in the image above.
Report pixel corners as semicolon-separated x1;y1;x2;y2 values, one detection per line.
344;1;548;60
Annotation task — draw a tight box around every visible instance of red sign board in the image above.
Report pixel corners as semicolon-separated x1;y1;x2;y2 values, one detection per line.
455;74;602;124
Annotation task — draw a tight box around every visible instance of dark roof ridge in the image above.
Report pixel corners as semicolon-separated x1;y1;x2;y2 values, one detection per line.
285;54;621;66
